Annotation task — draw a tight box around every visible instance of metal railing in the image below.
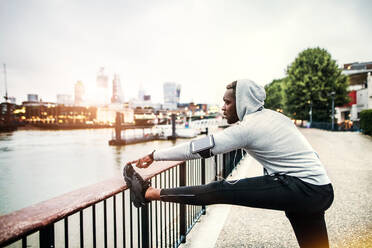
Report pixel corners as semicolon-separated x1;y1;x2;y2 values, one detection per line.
0;149;245;248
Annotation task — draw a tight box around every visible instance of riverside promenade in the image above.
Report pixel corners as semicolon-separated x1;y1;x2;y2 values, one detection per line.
181;128;372;248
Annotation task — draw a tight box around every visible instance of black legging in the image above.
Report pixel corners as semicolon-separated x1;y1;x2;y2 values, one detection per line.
160;174;334;248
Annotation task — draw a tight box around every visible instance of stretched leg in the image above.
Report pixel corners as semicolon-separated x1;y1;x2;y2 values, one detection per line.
147;175;331;212
286;211;329;248
144;174;333;248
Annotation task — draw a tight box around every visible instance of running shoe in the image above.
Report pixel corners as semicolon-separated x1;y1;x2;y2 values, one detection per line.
123;163;150;208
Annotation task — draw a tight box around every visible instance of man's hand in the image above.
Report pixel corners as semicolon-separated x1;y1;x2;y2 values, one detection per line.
130;151;155;168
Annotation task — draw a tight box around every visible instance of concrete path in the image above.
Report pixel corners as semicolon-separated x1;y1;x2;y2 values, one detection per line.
181;128;372;248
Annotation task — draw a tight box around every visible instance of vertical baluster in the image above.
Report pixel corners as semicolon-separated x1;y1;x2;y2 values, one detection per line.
150;190;153;248
190;161;192;223
168;169;172;246
39;224;54;248
64;217;69;248
113;195;117;248
176;166;179;243
187;161;194;228
160;174;163;248
22;237;27;248
80;210;84;248
155;176;158;247
201;158;206;215
214;155;218;181
104;200;107;248
122;192;126;248
164;171;167;248
223;153;227;178
172;168;176;246
130;199;133;248
185;163;188;228
179;162;186;243
192;161;195;220
92;205;96;248
137;208;140;248
141;202;149;248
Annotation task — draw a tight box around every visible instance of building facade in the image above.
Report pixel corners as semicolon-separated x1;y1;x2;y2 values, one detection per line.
336;62;372;124
163;82;181;110
111;74;124;104
96;67;110;105
74;81;85;106
27;94;38;102
57;94;73;106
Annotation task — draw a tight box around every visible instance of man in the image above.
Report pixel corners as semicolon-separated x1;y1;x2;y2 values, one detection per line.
124;79;334;248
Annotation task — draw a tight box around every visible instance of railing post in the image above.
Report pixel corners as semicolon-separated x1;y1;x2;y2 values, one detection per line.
141;203;150;247
201;158;206;215
39;224;54;248
179;162;187;243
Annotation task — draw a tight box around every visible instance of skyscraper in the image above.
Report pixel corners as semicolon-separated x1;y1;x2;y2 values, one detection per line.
111;74;124;103
74;81;85;106
96;67;108;88
95;67;110;105
163;82;181;110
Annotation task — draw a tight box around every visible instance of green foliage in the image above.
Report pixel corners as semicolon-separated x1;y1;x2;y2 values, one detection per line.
264;78;286;111
285;47;349;122
360;109;372;135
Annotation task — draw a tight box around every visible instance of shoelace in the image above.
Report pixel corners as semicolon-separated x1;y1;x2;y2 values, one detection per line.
134;172;151;190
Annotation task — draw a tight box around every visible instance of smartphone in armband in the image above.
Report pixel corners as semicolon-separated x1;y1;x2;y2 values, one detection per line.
190;135;215;154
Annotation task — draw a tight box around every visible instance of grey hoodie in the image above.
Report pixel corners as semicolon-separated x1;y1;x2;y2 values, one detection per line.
154;79;331;185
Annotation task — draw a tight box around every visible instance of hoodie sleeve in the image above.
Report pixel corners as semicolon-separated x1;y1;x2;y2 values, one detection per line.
153;124;249;161
211;123;249;154
153;141;201;161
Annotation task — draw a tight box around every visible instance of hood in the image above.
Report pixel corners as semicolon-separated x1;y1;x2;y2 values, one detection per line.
236;79;266;121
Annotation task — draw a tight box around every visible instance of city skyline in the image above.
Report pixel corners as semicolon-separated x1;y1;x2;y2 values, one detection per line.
1;0;371;105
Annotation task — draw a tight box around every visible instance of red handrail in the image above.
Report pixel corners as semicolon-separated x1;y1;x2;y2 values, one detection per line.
0;160;183;246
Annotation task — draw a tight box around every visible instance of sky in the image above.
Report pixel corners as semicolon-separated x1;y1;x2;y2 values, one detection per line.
0;0;371;105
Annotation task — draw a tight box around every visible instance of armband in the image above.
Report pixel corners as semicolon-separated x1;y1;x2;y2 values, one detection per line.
190;135;215;158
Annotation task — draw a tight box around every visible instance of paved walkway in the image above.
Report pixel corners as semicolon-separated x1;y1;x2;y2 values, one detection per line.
181;128;372;248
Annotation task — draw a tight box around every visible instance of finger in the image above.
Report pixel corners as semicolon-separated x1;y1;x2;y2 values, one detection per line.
140;159;148;168
136;159;142;168
129;160;139;165
144;158;152;165
141;159;149;168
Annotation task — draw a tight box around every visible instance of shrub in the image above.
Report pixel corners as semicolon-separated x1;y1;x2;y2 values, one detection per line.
360;109;372;135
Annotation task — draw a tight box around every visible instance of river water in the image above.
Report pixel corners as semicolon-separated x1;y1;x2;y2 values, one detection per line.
0;128;189;215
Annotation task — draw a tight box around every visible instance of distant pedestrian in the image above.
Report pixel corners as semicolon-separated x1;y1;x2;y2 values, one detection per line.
124;79;334;248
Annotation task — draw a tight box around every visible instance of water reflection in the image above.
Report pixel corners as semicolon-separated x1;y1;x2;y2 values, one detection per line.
0;128;192;215
0;132;13;141
113;146;124;169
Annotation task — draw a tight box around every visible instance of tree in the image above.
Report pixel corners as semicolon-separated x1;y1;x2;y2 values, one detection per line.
285;47;349;122
264;78;286;112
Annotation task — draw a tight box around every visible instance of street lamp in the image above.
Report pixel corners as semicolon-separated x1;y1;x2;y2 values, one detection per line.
330;91;335;130
307;100;313;127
